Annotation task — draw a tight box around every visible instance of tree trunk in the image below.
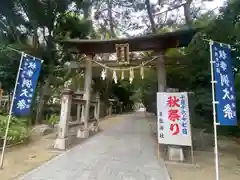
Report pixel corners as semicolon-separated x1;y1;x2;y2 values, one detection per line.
145;0;157;33
35;77;51;124
35;43;54;124
183;0;193;26
101;0;115;115
35;23;55;123
107;0;116;37
103;77;112;116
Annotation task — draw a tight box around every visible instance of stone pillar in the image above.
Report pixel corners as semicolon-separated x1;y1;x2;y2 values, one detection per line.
157;54;184;162
157;54;166;92
74;91;82;123
120;102;123;113
80;105;85;123
76;104;81;122
95;93;100;121
108;102;113;116
77;56;92;138
156;54;167;154
93;93;100;132
54;89;73;150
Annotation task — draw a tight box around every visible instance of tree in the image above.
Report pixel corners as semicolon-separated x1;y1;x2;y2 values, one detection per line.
0;0;92;123
164;0;240;128
136;0;239;122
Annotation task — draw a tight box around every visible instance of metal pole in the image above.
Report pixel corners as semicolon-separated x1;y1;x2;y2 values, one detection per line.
0;53;24;169
209;40;220;180
190;145;194;164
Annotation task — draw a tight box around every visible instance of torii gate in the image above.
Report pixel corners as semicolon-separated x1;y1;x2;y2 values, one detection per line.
54;28;199;150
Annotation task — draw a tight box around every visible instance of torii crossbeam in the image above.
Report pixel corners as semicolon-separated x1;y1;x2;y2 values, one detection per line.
62;28;200;54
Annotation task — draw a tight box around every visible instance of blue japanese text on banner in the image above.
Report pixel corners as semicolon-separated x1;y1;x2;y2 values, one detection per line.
211;41;237;126
12;54;42;116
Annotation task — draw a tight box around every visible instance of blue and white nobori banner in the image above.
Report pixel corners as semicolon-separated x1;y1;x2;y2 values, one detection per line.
12;53;42;116
211;41;237;126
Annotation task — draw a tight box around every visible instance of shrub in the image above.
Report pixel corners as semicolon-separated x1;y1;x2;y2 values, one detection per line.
44;104;61;121
0;115;29;145
47;114;59;127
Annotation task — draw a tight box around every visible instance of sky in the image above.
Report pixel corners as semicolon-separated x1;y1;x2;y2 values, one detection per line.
193;0;226;11
151;0;226;10
125;0;227;37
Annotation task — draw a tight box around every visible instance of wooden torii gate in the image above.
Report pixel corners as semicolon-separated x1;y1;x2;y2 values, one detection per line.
54;28;199;150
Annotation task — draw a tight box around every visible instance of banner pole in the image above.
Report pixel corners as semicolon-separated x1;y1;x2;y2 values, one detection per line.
209;40;220;180
0;53;24;169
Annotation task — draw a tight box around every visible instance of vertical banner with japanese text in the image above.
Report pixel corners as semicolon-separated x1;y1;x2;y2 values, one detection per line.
12;53;42;116
157;92;192;146
211;42;237;126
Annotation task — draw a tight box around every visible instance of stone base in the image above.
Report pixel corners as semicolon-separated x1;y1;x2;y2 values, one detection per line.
77;129;89;138
90;124;99;132
93;126;99;132
31;124;53;138
168;146;184;162
54;137;69;150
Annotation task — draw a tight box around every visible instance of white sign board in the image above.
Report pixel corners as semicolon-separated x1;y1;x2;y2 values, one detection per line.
157;92;192;146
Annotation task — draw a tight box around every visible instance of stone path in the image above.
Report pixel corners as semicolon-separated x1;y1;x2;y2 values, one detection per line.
19;112;170;180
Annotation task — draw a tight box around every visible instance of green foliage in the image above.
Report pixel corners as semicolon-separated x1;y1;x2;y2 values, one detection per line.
112;80;135;112
92;76;135;112
0;0;93;123
47;114;60;127
0;116;29;145
134;68;158;113
39;103;61;124
55;12;92;40
184;0;240;126
139;0;240;136
0;49;20;92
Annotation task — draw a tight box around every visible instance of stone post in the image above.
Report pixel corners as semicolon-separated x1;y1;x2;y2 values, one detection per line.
120;102;123;113
93;93;100;132
95;93;100;121
157;54;184;162
157;54;166;92
80;105;85;123
108;102;113;116
76;104;81;122
54;89;73;150
77;56;92;138
75;92;82;123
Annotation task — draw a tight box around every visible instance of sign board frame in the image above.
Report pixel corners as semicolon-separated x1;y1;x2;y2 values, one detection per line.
157;92;192;147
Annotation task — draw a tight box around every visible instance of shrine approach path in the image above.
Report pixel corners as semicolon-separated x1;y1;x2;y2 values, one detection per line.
19;112;171;180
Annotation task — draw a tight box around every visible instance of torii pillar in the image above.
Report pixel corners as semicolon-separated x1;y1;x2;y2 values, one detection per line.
157;54;166;92
157;54;184;162
77;55;92;138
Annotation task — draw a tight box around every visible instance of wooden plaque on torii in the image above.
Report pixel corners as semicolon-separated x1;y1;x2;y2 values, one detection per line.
115;43;130;65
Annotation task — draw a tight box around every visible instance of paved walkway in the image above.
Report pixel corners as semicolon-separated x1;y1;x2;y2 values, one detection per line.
19;112;170;180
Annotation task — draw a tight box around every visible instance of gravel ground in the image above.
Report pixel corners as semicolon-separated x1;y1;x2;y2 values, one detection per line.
0;116;121;180
19;112;170;180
